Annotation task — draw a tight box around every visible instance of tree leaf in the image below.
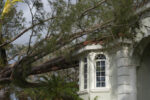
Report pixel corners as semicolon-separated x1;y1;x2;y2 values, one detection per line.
1;0;23;19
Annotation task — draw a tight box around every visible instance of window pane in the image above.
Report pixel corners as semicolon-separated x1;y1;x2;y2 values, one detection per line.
101;72;105;76
84;57;87;89
101;82;105;87
101;61;105;67
101;67;105;71
96;72;100;76
96;82;101;87
84;79;87;83
100;77;105;81
95;54;106;60
96;66;101;71
96;77;101;81
84;65;87;73
84;58;87;63
96;62;101;66
84;74;87;78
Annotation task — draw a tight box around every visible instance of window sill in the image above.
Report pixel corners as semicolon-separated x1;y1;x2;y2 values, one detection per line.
90;87;110;93
78;87;110;94
78;90;88;95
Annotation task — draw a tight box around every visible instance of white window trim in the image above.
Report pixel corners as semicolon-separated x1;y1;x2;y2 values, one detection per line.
93;52;110;91
79;56;89;92
95;59;106;87
79;52;110;93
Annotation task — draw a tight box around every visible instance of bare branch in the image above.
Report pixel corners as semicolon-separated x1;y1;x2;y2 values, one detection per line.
30;19;113;64
30;56;78;75
80;0;107;18
0;19;113;86
0;78;11;85
0;17;57;48
26;1;36;55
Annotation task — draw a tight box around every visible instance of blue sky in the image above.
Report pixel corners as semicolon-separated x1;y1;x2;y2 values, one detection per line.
14;0;77;45
14;0;51;44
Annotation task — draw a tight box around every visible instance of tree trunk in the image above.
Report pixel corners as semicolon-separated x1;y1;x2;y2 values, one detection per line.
0;22;7;67
0;20;9;100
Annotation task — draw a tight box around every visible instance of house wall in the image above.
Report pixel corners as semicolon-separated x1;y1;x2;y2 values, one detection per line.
135;16;150;100
79;93;89;100
89;92;111;100
108;52;118;100
116;46;137;100
78;45;118;100
137;44;150;100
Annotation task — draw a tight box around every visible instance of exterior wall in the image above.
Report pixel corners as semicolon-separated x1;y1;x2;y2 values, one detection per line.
108;52;118;100
79;91;111;100
78;44;139;100
89;92;111;100
79;93;89;100
135;16;150;100
137;44;150;100
116;46;137;100
79;45;116;100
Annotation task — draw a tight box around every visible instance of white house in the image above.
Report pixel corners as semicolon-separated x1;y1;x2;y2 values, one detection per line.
78;2;150;100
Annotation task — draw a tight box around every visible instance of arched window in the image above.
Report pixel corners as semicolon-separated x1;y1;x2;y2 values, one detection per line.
95;54;106;87
83;58;87;89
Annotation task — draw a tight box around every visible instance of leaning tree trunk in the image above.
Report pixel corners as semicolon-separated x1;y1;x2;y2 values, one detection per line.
0;20;9;100
0;21;7;67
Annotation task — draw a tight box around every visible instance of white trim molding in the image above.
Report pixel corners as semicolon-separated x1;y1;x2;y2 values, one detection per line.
79;50;111;94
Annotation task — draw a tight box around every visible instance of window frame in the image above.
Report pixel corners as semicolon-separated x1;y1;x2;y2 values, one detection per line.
94;53;109;89
83;57;88;89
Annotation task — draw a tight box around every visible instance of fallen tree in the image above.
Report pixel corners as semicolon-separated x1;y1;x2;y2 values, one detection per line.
0;0;149;89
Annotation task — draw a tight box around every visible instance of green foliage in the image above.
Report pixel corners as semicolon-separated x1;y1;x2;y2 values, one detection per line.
111;0;138;37
85;0;140;43
94;96;98;100
1;0;23;19
16;75;82;100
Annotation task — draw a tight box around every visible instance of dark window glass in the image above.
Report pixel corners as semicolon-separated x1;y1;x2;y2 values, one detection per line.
96;82;101;87
96;72;101;76
84;64;87;73
101;82;105;87
96;62;101;66
95;54;106;60
101;61;105;67
101;72;105;76
101;67;105;71
96;77;101;81
84;57;87;89
84;58;87;63
96;66;101;71
101;77;105;81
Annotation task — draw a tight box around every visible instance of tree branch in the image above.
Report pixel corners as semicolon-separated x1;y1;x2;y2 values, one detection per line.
26;0;36;55
0;78;11;85
0;17;57;48
0;19;113;86
80;0;107;18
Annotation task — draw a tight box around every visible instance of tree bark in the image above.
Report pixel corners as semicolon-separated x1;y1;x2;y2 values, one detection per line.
0;20;9;100
0;21;7;67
